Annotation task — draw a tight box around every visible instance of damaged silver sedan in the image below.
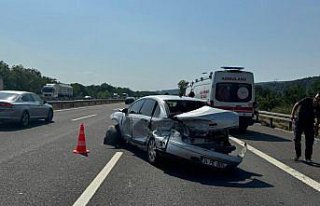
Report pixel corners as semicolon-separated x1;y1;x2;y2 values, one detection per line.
110;95;247;169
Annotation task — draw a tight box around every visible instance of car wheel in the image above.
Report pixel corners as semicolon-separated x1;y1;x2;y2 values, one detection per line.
45;109;53;122
114;124;121;136
147;137;159;164
104;125;124;146
20;111;30;127
114;124;125;146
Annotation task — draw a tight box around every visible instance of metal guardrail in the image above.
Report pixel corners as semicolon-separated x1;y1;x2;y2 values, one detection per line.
255;111;320;139
47;99;123;110
256;111;293;130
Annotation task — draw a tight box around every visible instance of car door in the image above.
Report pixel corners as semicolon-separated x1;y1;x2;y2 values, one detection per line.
131;99;157;144
121;99;145;140
20;94;38;118
31;93;47;118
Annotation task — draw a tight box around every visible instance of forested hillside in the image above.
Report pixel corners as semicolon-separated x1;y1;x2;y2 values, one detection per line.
255;76;320;113
1;60;319;113
0;61;56;94
0;61;158;98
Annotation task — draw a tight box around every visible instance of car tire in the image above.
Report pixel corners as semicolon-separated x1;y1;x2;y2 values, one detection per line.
104;125;124;146
20;111;30;127
147;137;159;165
45;109;54;122
114;124;125;146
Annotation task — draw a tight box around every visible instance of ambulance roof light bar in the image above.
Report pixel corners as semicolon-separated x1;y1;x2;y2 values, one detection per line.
221;66;244;70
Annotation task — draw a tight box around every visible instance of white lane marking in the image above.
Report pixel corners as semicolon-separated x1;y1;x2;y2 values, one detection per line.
230;136;320;192
56;107;88;112
72;114;97;122
55;105;107;112
73;152;123;206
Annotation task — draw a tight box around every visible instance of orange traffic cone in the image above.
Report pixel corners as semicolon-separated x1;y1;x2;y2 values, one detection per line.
73;123;90;154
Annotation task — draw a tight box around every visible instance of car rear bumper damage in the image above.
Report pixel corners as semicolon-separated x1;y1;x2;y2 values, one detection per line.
153;132;247;169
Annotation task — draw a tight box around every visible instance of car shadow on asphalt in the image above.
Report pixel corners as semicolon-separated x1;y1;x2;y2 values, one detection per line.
159;159;273;189
0;121;54;131
104;127;273;189
231;130;291;142
125;145;272;189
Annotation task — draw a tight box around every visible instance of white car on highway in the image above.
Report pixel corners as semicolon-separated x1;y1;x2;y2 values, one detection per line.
110;95;246;169
0;90;54;126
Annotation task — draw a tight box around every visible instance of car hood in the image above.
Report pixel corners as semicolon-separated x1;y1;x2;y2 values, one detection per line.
174;106;239;130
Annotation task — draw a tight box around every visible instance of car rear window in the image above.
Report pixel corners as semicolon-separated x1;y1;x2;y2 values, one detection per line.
165;100;206;116
0;92;19;101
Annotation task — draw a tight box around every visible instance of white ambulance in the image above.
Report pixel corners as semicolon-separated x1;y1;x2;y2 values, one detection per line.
186;67;256;132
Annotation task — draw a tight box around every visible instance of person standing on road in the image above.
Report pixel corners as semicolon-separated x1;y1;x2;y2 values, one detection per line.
290;93;320;163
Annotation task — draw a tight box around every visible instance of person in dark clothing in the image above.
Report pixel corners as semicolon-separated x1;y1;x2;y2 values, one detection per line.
188;90;195;98
291;93;320;163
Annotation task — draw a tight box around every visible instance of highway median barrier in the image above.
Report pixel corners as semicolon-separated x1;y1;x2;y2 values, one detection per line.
256;111;293;131
47;99;123;110
255;111;320;139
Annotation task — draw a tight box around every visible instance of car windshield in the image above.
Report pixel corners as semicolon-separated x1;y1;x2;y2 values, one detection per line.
42;87;54;92
0;92;19;101
165;100;207;116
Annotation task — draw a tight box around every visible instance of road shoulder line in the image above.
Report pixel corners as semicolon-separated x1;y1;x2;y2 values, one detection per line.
230;136;320;192
73;152;123;206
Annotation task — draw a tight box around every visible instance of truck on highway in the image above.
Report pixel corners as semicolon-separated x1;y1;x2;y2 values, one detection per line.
122;93;128;98
186;66;256;132
41;83;73;99
112;93;120;99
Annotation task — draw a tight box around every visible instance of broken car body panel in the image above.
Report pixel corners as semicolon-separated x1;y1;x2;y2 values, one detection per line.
110;95;247;169
174;106;239;130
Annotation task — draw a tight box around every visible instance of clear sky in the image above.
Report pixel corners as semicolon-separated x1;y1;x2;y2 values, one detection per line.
0;0;319;91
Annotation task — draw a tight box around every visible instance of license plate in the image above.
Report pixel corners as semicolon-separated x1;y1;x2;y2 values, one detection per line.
201;157;227;168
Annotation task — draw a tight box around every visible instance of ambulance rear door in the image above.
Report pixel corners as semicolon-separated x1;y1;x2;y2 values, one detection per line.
212;70;255;117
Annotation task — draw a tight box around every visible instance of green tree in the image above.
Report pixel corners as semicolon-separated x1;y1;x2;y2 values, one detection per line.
71;83;88;98
0;61;10;89
283;85;305;106
97;90;111;99
255;85;283;111
178;80;189;96
309;80;320;95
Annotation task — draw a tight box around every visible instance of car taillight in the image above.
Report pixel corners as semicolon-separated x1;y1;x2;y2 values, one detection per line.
0;102;13;107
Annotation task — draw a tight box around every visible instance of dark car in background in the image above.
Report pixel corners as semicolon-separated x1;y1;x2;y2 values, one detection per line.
0;90;54;127
124;97;136;105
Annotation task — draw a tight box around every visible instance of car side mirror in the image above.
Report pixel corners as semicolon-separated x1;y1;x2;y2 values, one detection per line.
122;108;128;114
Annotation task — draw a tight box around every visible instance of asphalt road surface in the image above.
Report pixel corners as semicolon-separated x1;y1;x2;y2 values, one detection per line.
0;103;319;206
